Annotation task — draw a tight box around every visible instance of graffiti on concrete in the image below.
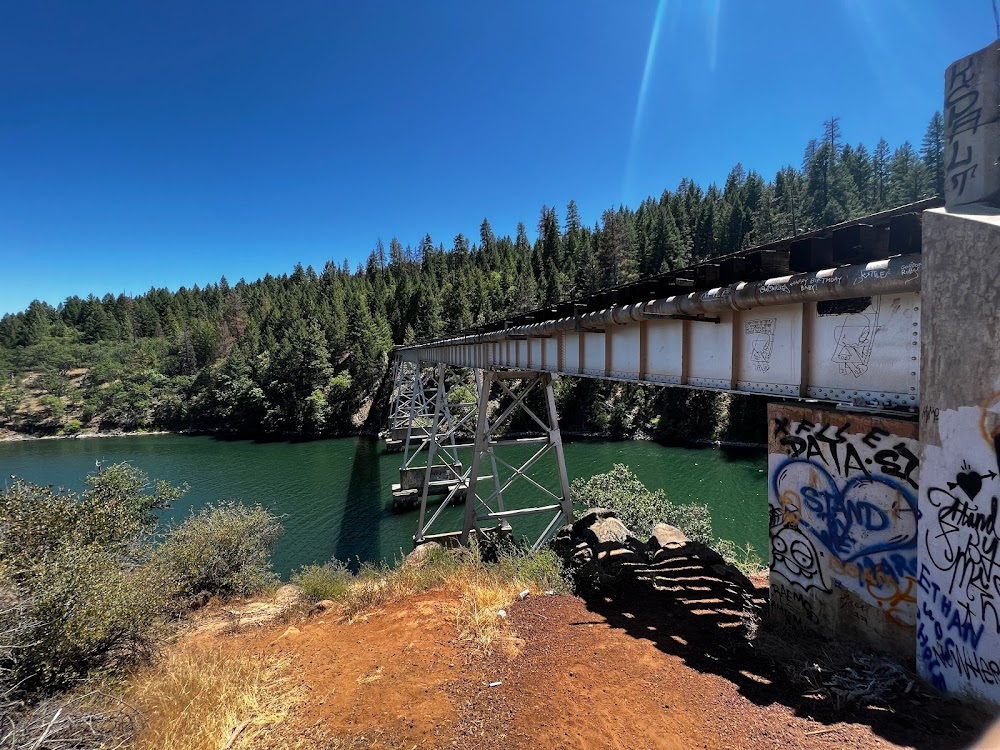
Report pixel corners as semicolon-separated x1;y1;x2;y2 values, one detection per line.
944;55;983;201
770;417;919;629
919;393;1000;700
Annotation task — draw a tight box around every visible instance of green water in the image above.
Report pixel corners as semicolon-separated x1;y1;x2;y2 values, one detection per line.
0;435;767;577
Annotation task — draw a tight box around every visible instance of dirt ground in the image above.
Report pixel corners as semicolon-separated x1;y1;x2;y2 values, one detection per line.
206;569;996;750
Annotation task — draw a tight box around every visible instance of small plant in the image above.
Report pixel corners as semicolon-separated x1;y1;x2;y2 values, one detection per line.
38;393;66;419
331;542;567;656
0;465;185;694
6;547;167;691
713;540;766;578
291;560;354;603
494;543;568;594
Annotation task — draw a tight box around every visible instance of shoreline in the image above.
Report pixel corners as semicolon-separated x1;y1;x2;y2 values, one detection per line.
0;429;176;443
0;426;765;450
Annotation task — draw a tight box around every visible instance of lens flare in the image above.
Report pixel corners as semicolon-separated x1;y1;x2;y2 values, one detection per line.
623;0;668;202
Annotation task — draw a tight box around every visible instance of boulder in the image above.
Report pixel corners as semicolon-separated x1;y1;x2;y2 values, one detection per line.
405;541;444;568
708;563;755;594
570;507;619;536
598;545;645;567
550;510;645;572
651;538;725;566
648;523;689;552
274;584;304;608
580;516;643;552
570;541;594;566
549;525;575;561
686;542;725;566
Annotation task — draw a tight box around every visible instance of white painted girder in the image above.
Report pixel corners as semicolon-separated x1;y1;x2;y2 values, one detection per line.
400;292;921;408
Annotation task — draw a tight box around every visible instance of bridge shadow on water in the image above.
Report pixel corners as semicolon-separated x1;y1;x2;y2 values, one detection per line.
577;546;988;750
333;437;384;571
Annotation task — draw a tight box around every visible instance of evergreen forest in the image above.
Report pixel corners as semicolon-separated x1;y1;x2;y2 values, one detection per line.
0;115;945;441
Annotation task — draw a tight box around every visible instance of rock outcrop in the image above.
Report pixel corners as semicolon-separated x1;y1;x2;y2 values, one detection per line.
551;509;755;594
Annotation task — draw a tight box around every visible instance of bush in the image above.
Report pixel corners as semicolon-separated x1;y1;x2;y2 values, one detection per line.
0;464;289;706
154;502;283;605
7;545;166;691
291;560;354;603
37;394;65;420
0;464;183;566
337;542;568;631
570;463;713;543
494;543;568;594
0;464;184;694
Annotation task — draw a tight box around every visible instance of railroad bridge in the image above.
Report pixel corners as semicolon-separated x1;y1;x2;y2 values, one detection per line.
384;42;1000;710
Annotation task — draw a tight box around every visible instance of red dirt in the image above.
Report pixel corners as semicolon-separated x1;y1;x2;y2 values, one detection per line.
222;576;992;750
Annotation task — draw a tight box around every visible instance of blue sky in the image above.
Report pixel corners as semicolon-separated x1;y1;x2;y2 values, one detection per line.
0;1;993;316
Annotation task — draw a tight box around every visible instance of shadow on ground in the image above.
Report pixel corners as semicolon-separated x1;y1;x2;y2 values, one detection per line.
578;544;990;750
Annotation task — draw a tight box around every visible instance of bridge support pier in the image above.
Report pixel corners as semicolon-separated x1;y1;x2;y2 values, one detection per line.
384;359;415;453
413;367;573;551
390;362;470;511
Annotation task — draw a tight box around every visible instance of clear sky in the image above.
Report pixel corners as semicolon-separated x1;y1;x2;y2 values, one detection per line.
0;1;993;316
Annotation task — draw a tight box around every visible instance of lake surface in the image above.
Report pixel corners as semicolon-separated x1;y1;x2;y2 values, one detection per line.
0;435;767;578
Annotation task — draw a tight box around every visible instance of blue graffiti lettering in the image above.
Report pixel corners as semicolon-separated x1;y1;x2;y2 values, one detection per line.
772;459;918;562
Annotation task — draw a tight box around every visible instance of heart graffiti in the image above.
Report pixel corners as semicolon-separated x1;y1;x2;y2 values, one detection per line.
948;462;998;500
772;459;919;562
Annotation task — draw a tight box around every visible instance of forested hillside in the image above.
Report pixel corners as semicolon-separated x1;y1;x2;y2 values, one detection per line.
0;115;944;440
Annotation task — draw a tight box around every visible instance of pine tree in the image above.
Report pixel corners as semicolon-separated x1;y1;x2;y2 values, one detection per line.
921;111;945;196
842;143;874;211
872;138;891;209
598;208;633;287
888;141;929;205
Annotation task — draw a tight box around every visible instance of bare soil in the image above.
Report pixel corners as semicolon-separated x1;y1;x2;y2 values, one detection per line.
202;574;993;750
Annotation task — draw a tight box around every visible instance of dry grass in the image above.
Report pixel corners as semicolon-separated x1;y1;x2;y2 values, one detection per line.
356;666;383;684
127;643;302;750
455;578;520;654
119;545;564;749
338;543;566;654
0;689;136;750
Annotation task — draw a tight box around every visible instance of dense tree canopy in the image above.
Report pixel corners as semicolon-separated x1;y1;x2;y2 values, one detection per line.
0;115;943;437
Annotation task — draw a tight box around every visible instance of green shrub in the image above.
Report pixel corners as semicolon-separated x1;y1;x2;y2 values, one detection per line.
37;394;65;419
154;502;283;605
570;463;713;543
0;464;184;694
495;544;569;594
447;383;476;405
291;560;354;602
0;385;22;418
0;464;183;567
6;545;166;691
